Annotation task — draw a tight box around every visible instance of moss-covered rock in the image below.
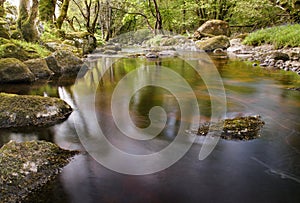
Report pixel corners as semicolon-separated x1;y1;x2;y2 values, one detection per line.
0;93;72;128
24;58;54;78
195;35;230;52
0;58;35;83
45;50;85;75
65;32;97;54
0;140;78;202
0;38;50;61
197;115;265;140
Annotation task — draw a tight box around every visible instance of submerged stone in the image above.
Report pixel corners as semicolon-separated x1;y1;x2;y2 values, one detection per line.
0;93;72;128
0;140;78;202
197;115;265;140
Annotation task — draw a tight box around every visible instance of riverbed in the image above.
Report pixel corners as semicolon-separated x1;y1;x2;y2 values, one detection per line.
0;50;300;202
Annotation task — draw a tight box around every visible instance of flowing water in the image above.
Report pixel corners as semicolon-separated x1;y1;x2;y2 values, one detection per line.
0;51;300;202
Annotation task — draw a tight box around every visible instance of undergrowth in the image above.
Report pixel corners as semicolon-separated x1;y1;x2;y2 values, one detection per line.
243;24;300;49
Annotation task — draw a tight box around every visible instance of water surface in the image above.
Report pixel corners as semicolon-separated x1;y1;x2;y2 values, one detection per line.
1;52;300;203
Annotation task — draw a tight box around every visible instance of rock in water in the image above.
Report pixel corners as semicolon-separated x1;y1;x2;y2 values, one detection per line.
0;140;78;202
197;115;265;140
0;93;72;128
195;35;230;52
45;50;84;75
24;58;54;79
0;58;35;83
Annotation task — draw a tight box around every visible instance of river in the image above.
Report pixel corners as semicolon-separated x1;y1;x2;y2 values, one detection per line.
0;50;300;202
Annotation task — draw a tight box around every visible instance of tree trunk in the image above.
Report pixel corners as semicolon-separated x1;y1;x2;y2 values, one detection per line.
0;0;5;18
56;0;70;29
39;0;56;23
17;0;40;42
17;0;30;30
152;0;163;34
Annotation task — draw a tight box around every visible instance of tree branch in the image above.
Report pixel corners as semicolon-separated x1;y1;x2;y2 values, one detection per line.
110;6;154;31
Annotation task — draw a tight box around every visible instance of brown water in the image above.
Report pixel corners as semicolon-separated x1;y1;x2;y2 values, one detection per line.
0;52;300;203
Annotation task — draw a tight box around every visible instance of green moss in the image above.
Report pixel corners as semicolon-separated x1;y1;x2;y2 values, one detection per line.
0;93;72;128
0;140;78;202
197;115;265;140
243;24;300;48
0;38;51;61
12;39;51;58
40;23;62;42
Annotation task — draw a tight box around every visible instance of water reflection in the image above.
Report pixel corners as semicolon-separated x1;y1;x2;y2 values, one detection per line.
0;54;300;202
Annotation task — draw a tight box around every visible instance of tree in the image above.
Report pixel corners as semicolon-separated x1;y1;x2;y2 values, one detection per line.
0;0;5;18
149;0;163;33
56;0;70;29
72;0;100;34
274;0;300;22
39;0;57;23
17;0;40;42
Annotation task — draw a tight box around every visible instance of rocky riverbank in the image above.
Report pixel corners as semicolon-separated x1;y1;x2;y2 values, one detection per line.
228;38;300;75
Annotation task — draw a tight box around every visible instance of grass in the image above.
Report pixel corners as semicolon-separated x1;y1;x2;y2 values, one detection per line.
12;39;51;58
243;24;300;49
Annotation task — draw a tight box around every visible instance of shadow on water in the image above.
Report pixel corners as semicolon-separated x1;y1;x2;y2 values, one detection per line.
1;53;300;202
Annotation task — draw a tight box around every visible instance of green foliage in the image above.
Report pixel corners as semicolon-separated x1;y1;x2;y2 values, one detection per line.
228;0;285;32
40;23;62;42
0;38;50;60
243;24;300;48
12;39;51;57
94;33;105;46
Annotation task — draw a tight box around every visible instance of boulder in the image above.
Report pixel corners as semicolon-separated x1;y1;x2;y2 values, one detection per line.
0;93;72;128
65;32;97;54
45;50;85;75
0;140;78;202
194;20;230;40
195;35;230;52
269;52;290;61
24;58;54;78
0;58;35;83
